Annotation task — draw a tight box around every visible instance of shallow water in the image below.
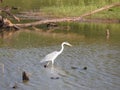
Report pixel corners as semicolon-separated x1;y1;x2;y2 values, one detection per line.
0;0;120;89
0;43;120;90
0;23;120;90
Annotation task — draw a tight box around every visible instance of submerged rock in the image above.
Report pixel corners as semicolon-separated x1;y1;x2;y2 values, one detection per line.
83;67;87;70
44;65;47;68
12;84;17;89
9;82;18;89
71;66;78;69
71;66;87;70
50;77;60;80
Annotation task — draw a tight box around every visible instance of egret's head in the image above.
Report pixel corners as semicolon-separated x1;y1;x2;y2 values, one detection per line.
62;42;72;47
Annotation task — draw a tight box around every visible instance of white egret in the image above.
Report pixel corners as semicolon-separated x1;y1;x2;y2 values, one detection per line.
40;42;72;67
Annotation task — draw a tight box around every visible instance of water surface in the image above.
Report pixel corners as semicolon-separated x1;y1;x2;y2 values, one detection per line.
0;23;120;90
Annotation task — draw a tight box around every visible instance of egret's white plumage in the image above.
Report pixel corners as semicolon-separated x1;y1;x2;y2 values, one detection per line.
40;42;72;66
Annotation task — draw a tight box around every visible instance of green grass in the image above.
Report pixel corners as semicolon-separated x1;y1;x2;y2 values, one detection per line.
1;0;120;19
42;5;92;17
41;4;120;19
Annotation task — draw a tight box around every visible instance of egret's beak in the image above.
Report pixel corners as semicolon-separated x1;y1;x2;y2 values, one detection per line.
69;44;72;47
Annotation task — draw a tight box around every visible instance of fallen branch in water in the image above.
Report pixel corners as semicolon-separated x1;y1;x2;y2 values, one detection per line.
15;2;120;28
0;16;20;30
0;5;20;30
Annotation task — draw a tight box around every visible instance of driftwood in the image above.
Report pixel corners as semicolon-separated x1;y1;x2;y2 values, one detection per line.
0;5;20;29
0;16;20;30
22;71;29;82
16;2;120;28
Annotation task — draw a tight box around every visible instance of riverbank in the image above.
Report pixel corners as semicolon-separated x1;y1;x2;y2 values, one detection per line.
41;4;120;19
1;0;120;20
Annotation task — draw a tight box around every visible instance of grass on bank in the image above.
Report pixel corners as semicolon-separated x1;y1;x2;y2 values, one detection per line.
1;0;119;19
41;3;120;19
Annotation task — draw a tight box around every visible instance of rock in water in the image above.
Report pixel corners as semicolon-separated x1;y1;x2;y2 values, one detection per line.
83;67;87;70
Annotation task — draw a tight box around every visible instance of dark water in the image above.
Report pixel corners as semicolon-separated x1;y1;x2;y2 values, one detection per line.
0;23;120;90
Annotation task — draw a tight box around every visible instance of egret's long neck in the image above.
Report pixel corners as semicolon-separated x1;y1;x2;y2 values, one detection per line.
59;43;64;54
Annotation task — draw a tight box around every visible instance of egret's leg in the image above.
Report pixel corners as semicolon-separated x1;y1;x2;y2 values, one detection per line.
51;61;55;73
44;61;50;68
46;62;50;66
51;60;54;67
51;65;55;73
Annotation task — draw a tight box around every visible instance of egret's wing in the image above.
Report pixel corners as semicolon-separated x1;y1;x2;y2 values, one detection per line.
40;51;58;63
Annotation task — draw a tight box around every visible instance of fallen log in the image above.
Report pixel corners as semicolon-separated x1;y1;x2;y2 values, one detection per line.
3;18;20;30
15;2;120;28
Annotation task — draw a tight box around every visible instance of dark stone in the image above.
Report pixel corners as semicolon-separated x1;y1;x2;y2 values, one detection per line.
44;65;47;68
71;66;78;69
12;86;17;89
56;77;59;79
50;77;54;79
83;67;87;70
11;6;18;10
50;77;60;80
47;23;58;28
12;83;17;89
108;9;113;11
22;71;29;82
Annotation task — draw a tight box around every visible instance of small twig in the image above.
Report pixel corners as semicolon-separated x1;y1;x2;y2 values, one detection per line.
0;63;4;74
